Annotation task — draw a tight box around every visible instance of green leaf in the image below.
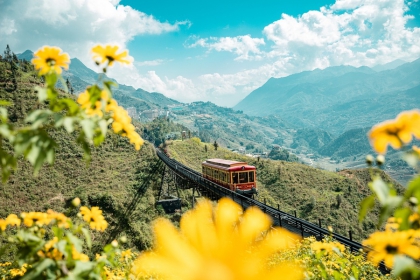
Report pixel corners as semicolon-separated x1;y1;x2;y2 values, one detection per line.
0;124;12;138
81;119;94;140
0;100;11;106
98;119;108;136
0;107;8;122
359;195;375;222
34;86;47;102
66;231;83;253
25;110;52;128
45;72;58;88
370;176;389;204
351;266;359;280
81;227;92;249
69;261;96;279
392;255;420;278
394;208;412;230
402;153;418;169
63;117;75;133
21;258;55;280
405;175;420;200
378;196;403;227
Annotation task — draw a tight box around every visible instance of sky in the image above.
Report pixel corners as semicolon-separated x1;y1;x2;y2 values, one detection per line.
1;0;420;107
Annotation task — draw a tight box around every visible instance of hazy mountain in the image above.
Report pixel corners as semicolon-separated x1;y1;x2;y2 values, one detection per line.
17;50;179;112
17;50;34;61
234;59;420;134
291;128;333;151
372;59;406;72
318;128;372;158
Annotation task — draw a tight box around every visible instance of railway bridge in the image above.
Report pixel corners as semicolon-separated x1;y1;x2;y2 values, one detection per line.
156;149;365;250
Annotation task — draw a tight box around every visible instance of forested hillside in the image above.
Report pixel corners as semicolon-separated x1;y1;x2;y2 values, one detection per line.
0;56;165;252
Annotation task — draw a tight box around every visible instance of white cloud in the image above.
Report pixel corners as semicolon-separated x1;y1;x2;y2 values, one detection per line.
0;0;189;66
264;0;420;69
186;35;266;60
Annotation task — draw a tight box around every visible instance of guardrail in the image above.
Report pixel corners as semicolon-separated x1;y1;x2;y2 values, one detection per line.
155;148;389;274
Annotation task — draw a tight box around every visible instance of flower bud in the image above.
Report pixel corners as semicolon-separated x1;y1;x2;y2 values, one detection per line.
365;155;374;166
72;197;81;207
119;236;127;244
409;197;418;206
376;155;385;166
111;240;118;247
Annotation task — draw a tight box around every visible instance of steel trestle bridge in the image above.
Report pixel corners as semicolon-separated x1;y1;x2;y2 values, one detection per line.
156;148;388;274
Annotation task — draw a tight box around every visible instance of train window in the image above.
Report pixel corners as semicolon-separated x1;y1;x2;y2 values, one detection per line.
239;172;248;183
214;170;218;180
232;172;238;184
249;171;254;182
202;166;205;174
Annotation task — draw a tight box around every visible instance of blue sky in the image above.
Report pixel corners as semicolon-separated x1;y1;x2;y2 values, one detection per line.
1;0;420;106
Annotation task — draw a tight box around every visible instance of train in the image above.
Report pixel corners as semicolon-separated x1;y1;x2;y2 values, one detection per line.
201;158;257;196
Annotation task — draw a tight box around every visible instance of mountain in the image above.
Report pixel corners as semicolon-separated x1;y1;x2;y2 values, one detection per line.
291;128;333;151
16;50;34;61
318;127;372;158
234;59;420;135
372;59;406;72
17;50;179;113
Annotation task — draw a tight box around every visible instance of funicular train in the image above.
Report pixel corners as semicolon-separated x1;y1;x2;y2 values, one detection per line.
201;158;257;196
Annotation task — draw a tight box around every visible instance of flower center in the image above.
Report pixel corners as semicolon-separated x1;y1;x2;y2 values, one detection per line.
106;55;115;62
385;245;398;254
46;58;56;66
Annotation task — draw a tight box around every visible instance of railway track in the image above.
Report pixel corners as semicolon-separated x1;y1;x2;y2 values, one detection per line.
155;148;389;274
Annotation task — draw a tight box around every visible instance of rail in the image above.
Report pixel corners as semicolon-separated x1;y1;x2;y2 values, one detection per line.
155;148;389;273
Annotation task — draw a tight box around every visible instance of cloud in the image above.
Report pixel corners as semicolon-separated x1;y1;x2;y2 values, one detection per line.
0;0;189;65
264;0;420;69
186;35;265;60
135;59;166;67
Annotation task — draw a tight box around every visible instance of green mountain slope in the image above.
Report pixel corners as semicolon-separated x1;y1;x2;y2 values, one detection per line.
0;59;165;251
166;139;403;241
234;59;420;134
17;51;179;113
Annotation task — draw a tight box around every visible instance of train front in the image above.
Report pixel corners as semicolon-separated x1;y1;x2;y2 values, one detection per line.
230;165;257;196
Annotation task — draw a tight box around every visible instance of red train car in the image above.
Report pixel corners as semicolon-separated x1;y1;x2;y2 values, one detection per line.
201;158;257;196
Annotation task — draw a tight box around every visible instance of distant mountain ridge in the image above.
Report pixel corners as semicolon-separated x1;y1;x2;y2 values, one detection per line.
234;58;420;135
17;50;180;113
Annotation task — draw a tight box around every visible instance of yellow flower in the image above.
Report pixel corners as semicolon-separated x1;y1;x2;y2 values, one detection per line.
21;212;52;227
368;109;420;154
91;45;131;66
77;90;106;117
79;206;108;231
32;46;70;75
384;217;400;232
132;198;303;280
0;214;21;231
363;230;420;268
46;210;70;228
72;246;89;261
311;241;345;255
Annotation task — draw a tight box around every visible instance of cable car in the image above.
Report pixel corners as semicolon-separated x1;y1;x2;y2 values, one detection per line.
201;158;257;196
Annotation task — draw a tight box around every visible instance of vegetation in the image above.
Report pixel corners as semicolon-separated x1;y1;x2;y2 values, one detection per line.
0;45;165;269
166;138;403;241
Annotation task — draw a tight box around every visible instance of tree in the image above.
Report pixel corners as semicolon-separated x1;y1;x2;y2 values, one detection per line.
4;44;12;63
213;141;218;151
204;145;208;152
66;78;74;94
